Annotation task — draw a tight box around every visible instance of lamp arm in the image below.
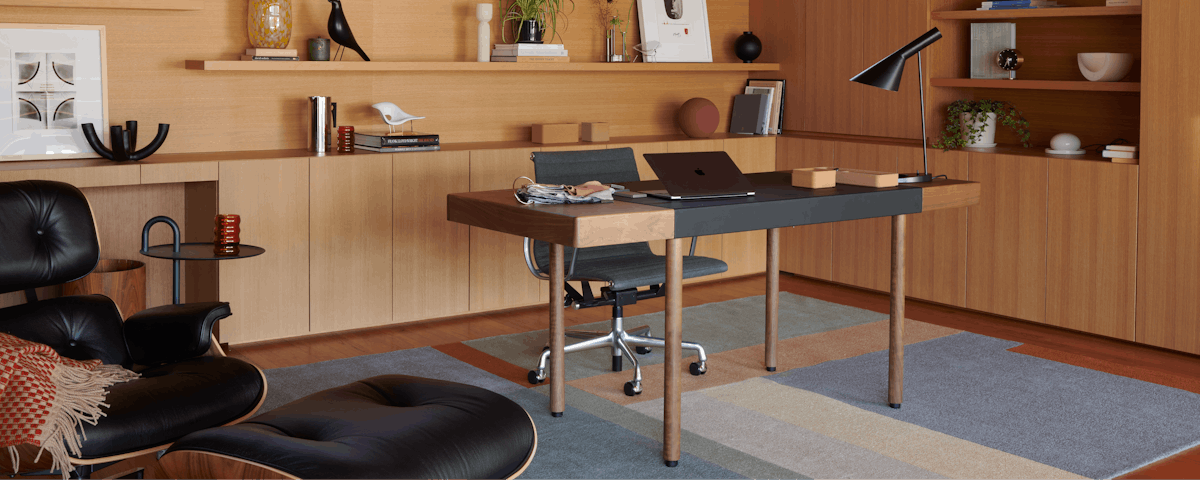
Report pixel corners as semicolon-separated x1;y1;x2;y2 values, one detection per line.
919;50;929;176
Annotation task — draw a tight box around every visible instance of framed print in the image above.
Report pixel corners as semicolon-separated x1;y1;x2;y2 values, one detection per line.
636;0;712;63
0;24;107;161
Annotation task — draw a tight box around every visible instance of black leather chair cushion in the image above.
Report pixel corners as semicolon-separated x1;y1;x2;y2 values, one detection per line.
0;295;131;368
0;180;100;294
79;355;265;459
166;375;536;479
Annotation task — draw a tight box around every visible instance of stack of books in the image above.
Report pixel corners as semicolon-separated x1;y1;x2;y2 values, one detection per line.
354;131;441;153
491;44;570;63
1102;144;1138;164
242;48;299;61
976;0;1060;10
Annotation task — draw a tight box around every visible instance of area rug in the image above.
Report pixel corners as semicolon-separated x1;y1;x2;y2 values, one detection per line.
260;293;1200;479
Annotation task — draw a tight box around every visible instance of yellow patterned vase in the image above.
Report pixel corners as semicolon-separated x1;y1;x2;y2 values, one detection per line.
248;0;293;49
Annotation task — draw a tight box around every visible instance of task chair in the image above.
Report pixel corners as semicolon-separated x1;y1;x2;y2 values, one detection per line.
0;180;267;479
523;148;728;396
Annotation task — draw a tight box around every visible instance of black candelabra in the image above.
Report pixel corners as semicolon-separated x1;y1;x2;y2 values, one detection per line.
81;121;170;162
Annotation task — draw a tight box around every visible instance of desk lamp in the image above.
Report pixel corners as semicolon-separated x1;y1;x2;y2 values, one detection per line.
851;28;942;183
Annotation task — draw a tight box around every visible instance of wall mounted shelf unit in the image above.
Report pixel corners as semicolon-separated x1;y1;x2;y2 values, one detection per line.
931;78;1140;92
931;5;1140;20
184;61;782;73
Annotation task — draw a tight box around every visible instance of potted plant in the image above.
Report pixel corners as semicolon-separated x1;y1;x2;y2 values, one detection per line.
502;0;575;44
932;99;1032;149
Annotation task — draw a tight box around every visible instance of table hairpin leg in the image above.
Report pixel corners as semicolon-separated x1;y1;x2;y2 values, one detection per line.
141;216;181;305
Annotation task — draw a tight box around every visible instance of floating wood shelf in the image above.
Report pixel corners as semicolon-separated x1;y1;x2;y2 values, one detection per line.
0;0;201;10
960;143;1136;165
931;5;1140;20
931;78;1141;92
184;60;781;73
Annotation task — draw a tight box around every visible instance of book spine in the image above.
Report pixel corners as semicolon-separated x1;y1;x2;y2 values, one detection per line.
358;145;442;153
246;49;298;56
490;56;571;63
491;50;570;57
493;44;565;50
242;55;300;61
379;138;439;146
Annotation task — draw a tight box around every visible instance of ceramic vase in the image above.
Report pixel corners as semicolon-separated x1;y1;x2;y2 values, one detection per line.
735;31;762;63
961;112;998;148
248;0;293;49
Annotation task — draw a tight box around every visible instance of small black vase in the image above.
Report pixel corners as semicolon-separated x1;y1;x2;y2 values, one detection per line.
735;31;762;63
517;19;543;44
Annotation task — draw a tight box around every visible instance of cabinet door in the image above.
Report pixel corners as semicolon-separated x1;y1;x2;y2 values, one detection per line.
803;0;865;135
722;137;777;278
218;157;310;344
901;147;968;307
469;147;545;311
831;142;899;292
1046;161;1138;340
776;137;836;281
966;154;1048;323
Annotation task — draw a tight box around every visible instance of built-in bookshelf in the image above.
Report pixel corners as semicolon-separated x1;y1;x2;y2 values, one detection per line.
184;61;782;73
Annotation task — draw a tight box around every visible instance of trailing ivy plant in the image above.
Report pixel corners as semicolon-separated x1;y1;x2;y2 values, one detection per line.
502;0;576;44
932;99;1032;149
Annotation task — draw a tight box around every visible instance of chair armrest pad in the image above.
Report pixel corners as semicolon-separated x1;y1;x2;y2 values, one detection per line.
124;302;231;365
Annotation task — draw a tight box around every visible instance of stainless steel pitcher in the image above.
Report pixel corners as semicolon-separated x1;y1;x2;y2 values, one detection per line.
308;96;337;152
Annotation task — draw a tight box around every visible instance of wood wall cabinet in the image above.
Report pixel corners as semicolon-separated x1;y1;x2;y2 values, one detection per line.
309;154;394;333
966;154;1047;324
775;137;836;281
901;147;969;307
468;147;545;312
831;142;900;292
217;157;311;344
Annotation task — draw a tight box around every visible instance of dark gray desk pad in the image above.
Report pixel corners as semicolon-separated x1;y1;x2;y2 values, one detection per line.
620;172;923;238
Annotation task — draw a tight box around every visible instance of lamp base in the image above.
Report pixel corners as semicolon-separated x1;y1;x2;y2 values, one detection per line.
897;173;934;184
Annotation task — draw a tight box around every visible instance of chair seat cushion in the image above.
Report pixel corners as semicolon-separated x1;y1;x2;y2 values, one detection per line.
164;375;536;479
79;356;265;459
554;254;729;291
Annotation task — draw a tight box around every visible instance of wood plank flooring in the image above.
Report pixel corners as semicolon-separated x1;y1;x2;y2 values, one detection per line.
40;273;1200;479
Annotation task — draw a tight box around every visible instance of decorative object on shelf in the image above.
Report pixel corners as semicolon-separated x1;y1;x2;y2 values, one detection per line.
1046;133;1086;155
792;167;837;189
371;102;425;133
532;123;580;143
735;31;762;63
632;40;660;62
851;27;942;185
62;259;146;320
1102;144;1138;164
595;0;634;62
141;216;265;305
338;125;355;153
997;48;1023;80
582;122;609;142
328;0;370;61
730;93;770;135
248;0;292;49
502;0;576;44
478;3;494;62
636;0;712;62
243;47;298;61
970;22;1015;80
0;25;107;162
215;214;241;257
81;121;170;162
748;79;785;134
932;99;1031;150
676;97;719;138
309;96;337;153
1078;52;1134;82
309;37;331;61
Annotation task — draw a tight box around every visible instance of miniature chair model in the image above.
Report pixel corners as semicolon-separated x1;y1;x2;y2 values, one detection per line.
523;148;728;396
371;102;425;133
0;180;267;479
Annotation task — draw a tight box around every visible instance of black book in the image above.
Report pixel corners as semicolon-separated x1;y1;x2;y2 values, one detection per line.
355;132;440;147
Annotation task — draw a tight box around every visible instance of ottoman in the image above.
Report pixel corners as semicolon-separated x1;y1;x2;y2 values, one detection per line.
159;375;537;479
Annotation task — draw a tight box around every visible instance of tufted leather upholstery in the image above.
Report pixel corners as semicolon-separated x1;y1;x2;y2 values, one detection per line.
0;295;132;367
0;180;100;294
164;375;537;479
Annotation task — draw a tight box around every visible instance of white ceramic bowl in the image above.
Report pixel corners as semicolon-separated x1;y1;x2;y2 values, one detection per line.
1078;53;1134;82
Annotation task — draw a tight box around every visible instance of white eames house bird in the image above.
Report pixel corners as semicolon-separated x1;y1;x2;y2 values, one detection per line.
372;102;425;133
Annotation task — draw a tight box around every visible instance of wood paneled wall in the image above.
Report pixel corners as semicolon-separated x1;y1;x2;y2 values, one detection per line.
0;0;751;153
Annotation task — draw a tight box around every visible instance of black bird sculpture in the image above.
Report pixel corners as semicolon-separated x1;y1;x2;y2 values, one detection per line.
327;0;370;61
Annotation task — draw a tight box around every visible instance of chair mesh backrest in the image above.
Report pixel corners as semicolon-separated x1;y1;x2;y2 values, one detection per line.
530;148;653;268
0;180;100;294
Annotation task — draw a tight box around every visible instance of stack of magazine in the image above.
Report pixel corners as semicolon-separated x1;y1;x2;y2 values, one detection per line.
354;131;440;153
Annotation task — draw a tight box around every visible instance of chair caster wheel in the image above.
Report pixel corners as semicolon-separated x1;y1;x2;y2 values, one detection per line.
624;381;642;396
635;346;652;355
528;371;545;385
689;362;707;376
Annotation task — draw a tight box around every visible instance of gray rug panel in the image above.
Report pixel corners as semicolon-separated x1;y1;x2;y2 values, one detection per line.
768;332;1200;479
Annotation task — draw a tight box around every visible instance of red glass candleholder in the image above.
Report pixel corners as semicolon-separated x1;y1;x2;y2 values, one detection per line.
338;125;355;153
214;214;241;255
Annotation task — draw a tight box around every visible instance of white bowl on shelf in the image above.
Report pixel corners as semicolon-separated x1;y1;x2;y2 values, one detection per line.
1078;53;1134;82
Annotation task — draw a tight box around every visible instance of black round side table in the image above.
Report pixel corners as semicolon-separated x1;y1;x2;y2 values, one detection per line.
139;216;265;305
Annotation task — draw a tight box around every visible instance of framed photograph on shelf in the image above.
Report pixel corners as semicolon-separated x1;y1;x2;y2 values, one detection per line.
635;0;712;63
0;24;107;161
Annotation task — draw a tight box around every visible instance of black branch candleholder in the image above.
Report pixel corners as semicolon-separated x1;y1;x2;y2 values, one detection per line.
82;121;170;162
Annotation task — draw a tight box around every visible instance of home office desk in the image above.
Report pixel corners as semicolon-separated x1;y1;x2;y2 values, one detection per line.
447;171;981;466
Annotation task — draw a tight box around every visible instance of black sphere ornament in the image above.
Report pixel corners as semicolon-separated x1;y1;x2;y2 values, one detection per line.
735;31;762;63
81;121;169;162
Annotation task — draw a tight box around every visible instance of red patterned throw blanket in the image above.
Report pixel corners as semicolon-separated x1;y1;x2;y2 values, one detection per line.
0;333;138;477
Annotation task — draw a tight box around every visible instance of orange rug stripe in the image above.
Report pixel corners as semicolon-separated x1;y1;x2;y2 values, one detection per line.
432;343;535;387
1008;343;1200;395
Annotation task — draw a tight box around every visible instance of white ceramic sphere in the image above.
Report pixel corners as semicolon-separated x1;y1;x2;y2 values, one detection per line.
477;3;493;22
1050;133;1082;152
1078;53;1134;82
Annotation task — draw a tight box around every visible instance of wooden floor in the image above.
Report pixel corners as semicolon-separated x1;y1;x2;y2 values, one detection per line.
220;273;1200;479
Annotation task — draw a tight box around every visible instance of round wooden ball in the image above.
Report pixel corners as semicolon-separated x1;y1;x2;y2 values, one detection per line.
677;98;719;138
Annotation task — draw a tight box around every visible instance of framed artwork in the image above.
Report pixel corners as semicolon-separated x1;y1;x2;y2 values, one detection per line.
635;0;712;63
0;24;107;161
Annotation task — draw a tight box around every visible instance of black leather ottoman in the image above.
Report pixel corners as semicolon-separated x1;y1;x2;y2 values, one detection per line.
160;375;537;479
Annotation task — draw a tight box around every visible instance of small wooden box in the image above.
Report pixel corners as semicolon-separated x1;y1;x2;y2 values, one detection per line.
532;123;580;144
581;122;610;142
792;167;838;189
836;169;900;188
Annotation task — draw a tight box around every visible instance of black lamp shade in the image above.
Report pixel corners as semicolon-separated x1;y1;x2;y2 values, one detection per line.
850;27;942;92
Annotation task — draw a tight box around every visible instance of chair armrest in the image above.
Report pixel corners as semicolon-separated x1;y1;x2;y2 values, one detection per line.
523;238;578;280
124;302;231;365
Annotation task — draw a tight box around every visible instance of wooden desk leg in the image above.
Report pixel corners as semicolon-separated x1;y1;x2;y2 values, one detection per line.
765;228;780;372
663;238;684;467
550;243;566;417
889;215;906;409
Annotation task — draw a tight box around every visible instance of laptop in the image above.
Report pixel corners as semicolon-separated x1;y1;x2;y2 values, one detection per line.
641;151;757;200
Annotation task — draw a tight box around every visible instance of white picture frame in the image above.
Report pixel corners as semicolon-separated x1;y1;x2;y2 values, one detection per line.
0;24;107;161
636;0;713;63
